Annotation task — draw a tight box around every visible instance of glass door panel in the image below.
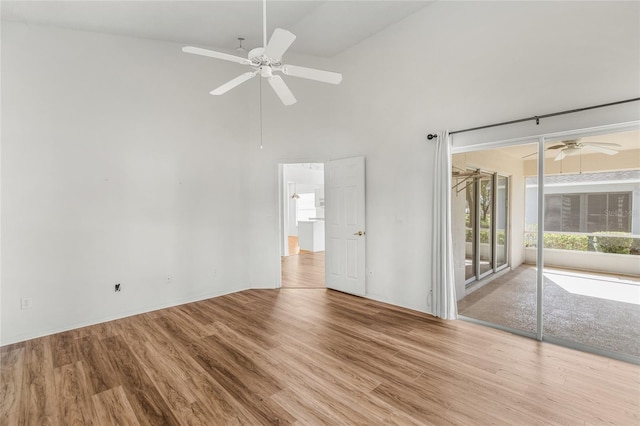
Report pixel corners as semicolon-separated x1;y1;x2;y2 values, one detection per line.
541;131;640;360
478;176;493;277
496;175;508;269
465;180;476;281
455;142;537;337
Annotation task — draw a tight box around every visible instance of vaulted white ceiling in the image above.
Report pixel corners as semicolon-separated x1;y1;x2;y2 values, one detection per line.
1;1;432;57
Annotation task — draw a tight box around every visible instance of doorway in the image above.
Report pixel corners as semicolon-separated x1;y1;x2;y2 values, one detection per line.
280;163;326;288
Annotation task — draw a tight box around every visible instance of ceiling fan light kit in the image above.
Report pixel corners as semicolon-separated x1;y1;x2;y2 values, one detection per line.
182;1;342;106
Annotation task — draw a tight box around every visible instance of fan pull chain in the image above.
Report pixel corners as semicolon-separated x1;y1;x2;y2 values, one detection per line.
579;149;582;174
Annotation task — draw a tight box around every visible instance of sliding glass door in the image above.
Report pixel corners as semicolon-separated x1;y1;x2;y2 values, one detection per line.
455;127;639;363
464;172;509;284
540;134;640;360
455;142;537;337
464;182;476;281
478;176;494;278
496;175;508;269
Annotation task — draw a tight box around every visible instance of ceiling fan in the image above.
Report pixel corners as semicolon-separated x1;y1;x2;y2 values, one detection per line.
522;139;622;161
181;0;342;106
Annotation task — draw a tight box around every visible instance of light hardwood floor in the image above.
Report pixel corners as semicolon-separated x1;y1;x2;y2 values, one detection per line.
1;289;638;425
281;251;325;288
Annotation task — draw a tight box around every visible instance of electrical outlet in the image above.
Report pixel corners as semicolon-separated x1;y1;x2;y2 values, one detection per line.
115;283;121;292
167;275;172;284
21;297;33;310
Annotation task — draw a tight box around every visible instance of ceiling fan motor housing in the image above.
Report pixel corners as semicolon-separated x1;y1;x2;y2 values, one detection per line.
248;47;265;61
259;65;273;78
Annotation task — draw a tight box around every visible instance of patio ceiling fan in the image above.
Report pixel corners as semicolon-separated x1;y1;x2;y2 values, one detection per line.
522;139;622;161
181;0;342;106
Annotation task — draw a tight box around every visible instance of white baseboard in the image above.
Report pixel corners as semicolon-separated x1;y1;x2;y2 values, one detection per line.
1;286;252;346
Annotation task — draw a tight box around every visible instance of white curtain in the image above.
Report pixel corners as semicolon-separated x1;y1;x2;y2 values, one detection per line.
431;131;458;319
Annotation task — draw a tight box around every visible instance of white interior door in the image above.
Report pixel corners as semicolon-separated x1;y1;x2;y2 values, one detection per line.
324;156;366;296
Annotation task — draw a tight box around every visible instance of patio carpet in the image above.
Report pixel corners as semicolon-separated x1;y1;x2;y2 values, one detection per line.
458;265;640;358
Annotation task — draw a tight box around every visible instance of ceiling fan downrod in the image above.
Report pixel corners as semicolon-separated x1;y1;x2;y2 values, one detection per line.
263;0;268;49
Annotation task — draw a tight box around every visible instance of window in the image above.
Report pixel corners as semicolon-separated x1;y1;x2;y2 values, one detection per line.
296;193;316;221
544;194;580;232
544;192;632;232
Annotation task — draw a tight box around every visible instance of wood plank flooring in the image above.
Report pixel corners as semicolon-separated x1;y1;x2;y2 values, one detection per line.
287;236;300;256
281;251;325;288
1;289;638;425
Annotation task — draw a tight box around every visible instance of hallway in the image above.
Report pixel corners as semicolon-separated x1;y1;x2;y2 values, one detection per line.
281;251;325;288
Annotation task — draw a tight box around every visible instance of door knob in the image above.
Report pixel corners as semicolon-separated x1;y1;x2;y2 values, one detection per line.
353;231;366;236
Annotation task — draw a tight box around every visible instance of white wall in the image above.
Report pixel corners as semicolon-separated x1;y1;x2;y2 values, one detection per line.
0;22;261;344
246;1;640;312
346;0;640;312
3;1;639;343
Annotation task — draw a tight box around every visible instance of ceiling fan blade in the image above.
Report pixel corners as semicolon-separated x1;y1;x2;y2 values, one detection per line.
265;28;296;61
210;72;257;95
522;144;564;158
582;145;619;155
182;46;251;65
268;75;297;106
554;151;566;161
580;142;622;148
282;64;343;85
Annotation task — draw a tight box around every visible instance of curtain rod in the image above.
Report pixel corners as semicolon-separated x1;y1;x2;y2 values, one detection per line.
448;97;640;136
